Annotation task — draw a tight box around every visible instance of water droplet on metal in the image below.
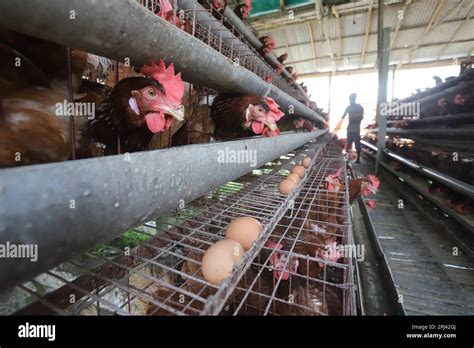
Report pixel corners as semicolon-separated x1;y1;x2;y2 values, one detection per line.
83;190;91;197
114;202;120;208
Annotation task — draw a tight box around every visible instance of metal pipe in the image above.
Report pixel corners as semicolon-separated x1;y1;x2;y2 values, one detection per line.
0;0;326;125
361;141;474;198
410;138;474;152
361;139;378;152
364;148;474;236
385;127;474;136
383;149;421;170
390;79;474;115
0;130;327;290
398;69;474;104
386;112;474;125
222;6;309;100
420;166;474;199
366;127;474;137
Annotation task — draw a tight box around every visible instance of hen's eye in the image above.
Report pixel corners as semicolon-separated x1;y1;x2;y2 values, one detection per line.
258;107;263;112
147;89;157;97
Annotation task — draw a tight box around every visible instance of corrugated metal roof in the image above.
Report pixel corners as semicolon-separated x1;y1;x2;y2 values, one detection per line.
250;0;474;75
401;0;439;27
455;18;474;40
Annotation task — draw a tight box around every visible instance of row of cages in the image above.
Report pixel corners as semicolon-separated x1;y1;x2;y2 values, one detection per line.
0;138;358;316
0;0;313;166
361;65;473;220
0;0;345;316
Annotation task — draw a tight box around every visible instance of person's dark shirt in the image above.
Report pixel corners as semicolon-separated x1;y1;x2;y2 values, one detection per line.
343;103;364;132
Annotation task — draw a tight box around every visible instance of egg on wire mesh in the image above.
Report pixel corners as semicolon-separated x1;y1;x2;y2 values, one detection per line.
287;173;301;184
225;216;263;251
302;157;311;168
201;239;244;285
279;178;297;195
290;165;305;178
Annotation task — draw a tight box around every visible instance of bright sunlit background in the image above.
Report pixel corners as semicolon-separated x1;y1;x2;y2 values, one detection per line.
301;65;459;138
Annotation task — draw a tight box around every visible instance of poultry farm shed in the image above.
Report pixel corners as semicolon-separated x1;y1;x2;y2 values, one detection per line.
0;0;473;338
0;0;356;317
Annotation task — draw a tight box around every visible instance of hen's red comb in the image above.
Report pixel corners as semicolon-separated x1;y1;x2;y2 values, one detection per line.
293;117;305;129
264;75;273;83
367;175;380;190
141;60;185;106
245;0;252;11
327;168;343;184
454;94;464;104
158;0;173;17
265;97;285;121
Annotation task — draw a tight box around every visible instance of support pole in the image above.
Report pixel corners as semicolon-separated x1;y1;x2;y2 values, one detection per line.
391;65;396;101
375;22;390;174
328;72;333;116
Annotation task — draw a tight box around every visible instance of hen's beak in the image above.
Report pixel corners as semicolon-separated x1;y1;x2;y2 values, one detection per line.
160;105;185;122
128;90;143;115
264;119;278;131
367;185;378;194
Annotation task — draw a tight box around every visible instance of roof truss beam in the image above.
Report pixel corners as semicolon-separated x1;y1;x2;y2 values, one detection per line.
307;22;318;72
436;1;474;59
397;0;453;68
315;0;336;72
360;0;375;68
390;0;413;49
286;38;473;66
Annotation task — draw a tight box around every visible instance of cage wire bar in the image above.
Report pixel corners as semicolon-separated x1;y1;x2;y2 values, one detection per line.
228;152;355;315
175;0;309;102
220;5;308;97
1;135;360;316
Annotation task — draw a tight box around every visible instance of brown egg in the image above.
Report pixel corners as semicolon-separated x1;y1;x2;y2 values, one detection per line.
225;216;263;251
287;173;301;184
291;165;305;178
202;239;244;285
279;179;297;195
302;157;311;168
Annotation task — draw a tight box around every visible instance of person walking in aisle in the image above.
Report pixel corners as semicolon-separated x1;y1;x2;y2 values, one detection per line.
342;93;364;163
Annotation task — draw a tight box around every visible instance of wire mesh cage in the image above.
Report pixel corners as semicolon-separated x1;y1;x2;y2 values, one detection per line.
136;0;303;99
0;0;338;316
1;137;357;316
